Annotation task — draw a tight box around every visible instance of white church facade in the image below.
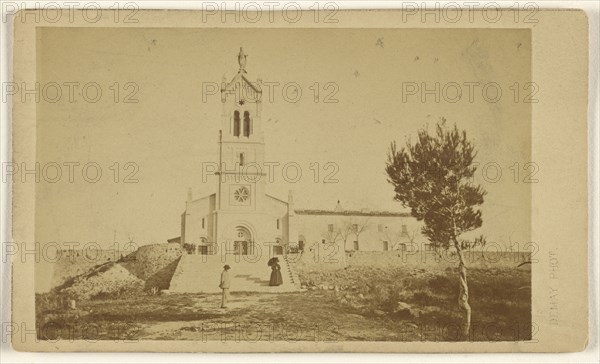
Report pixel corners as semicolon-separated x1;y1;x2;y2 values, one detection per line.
171;49;428;256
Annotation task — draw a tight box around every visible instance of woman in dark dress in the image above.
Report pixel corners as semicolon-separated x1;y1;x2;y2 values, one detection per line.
269;257;283;286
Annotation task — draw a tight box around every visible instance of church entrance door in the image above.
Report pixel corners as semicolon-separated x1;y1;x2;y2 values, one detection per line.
233;226;253;255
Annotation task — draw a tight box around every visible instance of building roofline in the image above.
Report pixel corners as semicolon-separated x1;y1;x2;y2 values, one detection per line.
189;193;216;203
265;193;287;204
294;209;411;217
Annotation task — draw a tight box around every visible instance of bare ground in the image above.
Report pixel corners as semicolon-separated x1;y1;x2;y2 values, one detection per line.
36;266;531;342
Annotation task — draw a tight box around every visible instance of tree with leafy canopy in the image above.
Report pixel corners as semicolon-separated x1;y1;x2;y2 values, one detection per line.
385;119;487;337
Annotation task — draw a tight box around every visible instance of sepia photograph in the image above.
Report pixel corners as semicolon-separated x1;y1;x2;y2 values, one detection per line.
32;26;533;343
4;6;592;355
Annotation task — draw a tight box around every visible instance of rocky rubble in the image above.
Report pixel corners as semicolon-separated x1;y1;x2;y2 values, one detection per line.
46;243;183;301
60;262;145;300
297;266;448;319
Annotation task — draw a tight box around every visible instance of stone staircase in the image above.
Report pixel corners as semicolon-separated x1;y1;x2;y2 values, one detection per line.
167;254;301;293
282;254;301;287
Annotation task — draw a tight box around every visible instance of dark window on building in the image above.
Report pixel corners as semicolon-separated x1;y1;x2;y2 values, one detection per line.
328;224;334;232
353;241;359;251
274;239;283;255
202;218;205;229
383;241;389;251
276;219;280;229
401;224;408;235
299;241;304;251
239;153;245;166
322;239;326;244
233;110;240;136
243;111;251;137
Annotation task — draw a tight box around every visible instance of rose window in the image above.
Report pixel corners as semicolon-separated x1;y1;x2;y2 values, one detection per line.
234;187;250;203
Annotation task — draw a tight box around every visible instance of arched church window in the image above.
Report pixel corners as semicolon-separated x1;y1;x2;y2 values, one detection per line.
233;111;240;137
243;111;251;137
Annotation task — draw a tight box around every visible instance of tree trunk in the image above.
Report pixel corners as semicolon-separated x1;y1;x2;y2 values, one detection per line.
454;241;471;339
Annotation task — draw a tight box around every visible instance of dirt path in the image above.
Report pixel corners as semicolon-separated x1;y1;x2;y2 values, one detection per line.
133;291;413;342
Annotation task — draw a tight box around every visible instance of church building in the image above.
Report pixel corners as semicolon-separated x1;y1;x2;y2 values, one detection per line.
172;48;427;257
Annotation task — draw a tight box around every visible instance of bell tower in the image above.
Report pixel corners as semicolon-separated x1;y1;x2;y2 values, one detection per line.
216;48;266;213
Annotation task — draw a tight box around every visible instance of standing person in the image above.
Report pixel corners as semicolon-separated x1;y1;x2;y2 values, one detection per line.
220;265;231;308
269;257;283;286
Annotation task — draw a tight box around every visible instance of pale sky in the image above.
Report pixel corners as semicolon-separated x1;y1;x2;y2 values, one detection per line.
35;27;531;248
